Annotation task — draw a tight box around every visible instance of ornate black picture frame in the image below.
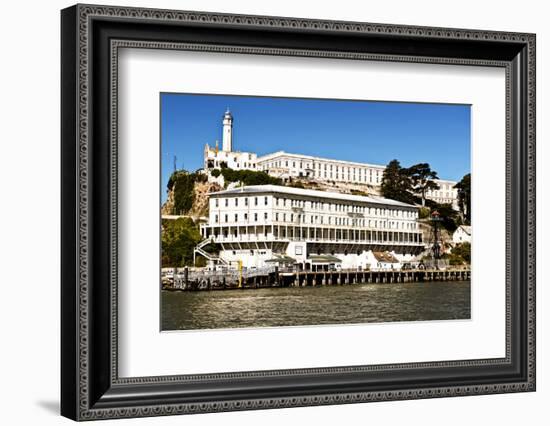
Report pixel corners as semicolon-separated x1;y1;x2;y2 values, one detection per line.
61;4;536;421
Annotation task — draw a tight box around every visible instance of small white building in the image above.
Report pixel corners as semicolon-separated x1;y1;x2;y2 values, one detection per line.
368;251;402;271
199;185;423;270
204;145;258;171
452;225;472;244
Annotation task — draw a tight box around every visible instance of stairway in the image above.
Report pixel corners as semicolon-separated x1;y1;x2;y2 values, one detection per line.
194;237;228;265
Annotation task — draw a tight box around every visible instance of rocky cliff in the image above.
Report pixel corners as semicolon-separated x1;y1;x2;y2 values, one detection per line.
189;181;222;217
161;178;221;218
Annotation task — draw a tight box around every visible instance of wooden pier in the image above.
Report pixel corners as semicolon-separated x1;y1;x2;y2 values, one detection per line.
169;268;471;291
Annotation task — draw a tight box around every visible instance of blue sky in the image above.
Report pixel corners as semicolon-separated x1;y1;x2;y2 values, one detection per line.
161;93;470;202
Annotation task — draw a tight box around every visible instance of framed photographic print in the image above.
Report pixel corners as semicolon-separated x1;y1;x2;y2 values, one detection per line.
61;4;536;421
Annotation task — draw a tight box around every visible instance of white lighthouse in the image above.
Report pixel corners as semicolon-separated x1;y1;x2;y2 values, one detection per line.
203;109;257;174
222;109;233;152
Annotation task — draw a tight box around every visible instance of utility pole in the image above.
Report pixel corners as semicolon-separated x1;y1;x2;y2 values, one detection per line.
430;210;442;270
173;155;177;174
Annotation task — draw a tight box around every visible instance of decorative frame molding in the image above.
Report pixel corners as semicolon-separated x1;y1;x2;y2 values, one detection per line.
61;4;536;421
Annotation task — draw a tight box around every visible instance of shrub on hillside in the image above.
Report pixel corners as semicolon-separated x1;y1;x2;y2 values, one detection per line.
167;170;206;215
419;207;431;219
220;168;283;186
452;242;471;264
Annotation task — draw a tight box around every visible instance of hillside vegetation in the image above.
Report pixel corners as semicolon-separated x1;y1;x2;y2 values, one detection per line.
165;171;207;215
213;167;284;187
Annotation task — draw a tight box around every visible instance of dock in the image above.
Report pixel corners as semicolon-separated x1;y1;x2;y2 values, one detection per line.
165;267;471;291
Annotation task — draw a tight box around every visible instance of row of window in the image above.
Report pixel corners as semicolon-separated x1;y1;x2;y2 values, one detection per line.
212;212;416;229
207;228;422;243
276;198;416;218
232;162;254;169
208;160;257;169
261;159;383;176
215;212;268;223
431;183;455;191
208;151;255;161
426;190;456;198
429;198;454;204
214;196;417;219
310;171;380;183
215;196;269;208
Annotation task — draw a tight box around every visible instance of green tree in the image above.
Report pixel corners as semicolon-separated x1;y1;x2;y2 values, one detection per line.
447;253;465;266
435;203;461;233
380;159;414;204
454;173;471;224
407;163;440;207
418;206;431;219
452;242;471;264
161;217;203;267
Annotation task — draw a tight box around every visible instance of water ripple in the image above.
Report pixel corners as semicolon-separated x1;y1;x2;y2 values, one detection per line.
161;281;471;331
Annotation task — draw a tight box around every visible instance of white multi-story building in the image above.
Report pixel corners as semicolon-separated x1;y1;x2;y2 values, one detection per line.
425;179;459;210
256;151;386;185
202;110;460;209
200;185;423;270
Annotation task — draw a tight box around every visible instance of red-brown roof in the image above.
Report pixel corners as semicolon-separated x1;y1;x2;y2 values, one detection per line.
373;251;399;263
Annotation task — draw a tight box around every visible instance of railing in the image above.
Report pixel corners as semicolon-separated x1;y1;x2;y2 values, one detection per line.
193;238;228;265
209;234;423;245
243;266;277;278
185;265;278;282
205;222;418;232
179;266;471;281
195;237;213;250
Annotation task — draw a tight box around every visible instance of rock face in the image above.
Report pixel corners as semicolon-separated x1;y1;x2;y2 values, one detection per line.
162;178;222;218
189;181;222;217
285;178;381;197
322;181;381;196
418;220;453;255
161;186;175;216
